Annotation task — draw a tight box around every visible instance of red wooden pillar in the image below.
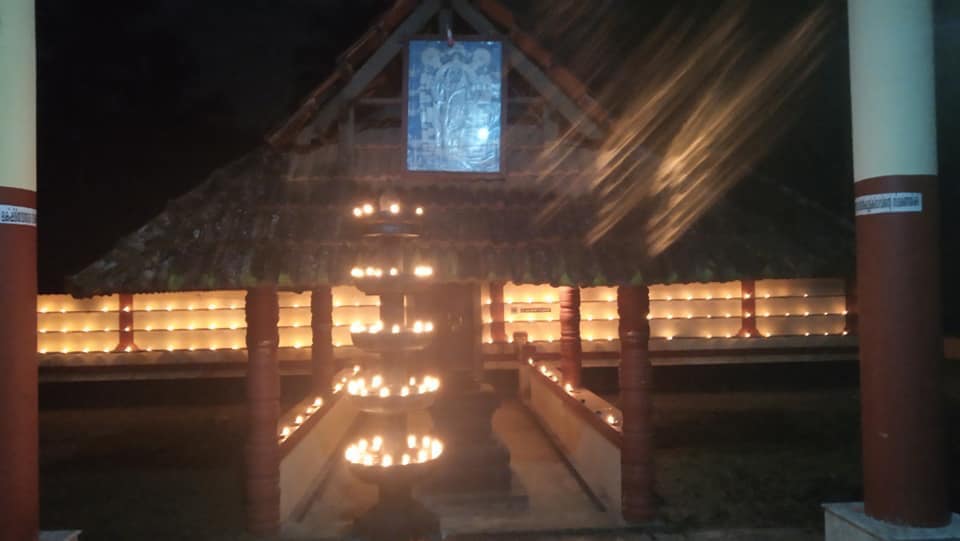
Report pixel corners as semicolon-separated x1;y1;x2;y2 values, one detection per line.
559;286;582;387
489;282;506;343
115;293;138;352
737;280;758;338
843;277;858;335
244;286;280;535
849;0;947;525
0;2;38;538
617;285;655;522
310;287;335;392
0;197;37;540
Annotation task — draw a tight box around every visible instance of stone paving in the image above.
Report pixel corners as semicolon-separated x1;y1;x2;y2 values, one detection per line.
290;398;825;541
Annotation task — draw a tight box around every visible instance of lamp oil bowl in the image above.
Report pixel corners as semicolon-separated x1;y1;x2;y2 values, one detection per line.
343;373;440;414
349;321;435;353
344;434;444;484
347;265;435;296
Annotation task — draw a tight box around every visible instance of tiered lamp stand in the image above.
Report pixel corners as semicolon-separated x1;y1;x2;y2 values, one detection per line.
337;196;443;541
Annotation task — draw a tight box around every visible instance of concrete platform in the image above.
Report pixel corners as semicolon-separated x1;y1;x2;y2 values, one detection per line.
824;502;960;540
285;400;618;539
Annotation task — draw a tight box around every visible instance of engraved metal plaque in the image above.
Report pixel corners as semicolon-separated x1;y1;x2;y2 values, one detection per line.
406;40;503;173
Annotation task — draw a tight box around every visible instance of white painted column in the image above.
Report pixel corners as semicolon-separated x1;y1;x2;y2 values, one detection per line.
0;1;36;189
0;1;38;539
849;0;937;182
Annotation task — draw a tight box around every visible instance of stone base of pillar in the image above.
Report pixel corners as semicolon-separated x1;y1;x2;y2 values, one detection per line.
824;503;960;541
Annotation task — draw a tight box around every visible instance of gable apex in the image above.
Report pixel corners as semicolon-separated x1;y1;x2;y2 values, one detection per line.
266;0;608;148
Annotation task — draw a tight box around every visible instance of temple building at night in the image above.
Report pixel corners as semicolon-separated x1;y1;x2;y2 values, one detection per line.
4;0;954;540
46;1;860;536
53;0;855;376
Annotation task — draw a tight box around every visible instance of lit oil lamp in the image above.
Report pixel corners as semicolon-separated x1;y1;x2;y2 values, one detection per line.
344;433;444;467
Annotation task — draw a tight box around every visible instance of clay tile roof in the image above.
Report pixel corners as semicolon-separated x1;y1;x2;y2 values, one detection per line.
68;143;852;296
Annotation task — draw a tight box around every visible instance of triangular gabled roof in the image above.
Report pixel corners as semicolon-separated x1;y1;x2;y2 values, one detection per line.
67;0;853;296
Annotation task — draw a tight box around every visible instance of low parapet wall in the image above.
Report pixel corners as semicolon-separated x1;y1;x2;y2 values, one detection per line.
519;361;623;520
40;278;853;356
277;392;359;523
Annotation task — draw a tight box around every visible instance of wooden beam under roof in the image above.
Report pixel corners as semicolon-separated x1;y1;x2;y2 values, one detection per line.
451;0;604;140
294;0;443;145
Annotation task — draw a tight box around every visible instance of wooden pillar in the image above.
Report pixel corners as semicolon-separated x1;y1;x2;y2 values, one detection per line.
849;0;947;525
843;276;858;335
489;282;507;343
0;1;38;539
559;286;582;387
244;286;280;536
310;287;335;392
737;280;758;338
617;285;655;522
115;293;138;352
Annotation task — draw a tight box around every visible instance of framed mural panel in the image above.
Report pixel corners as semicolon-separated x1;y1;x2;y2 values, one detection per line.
404;39;504;175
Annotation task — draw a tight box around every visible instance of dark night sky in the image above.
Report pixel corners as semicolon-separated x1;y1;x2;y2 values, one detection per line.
34;1;960;325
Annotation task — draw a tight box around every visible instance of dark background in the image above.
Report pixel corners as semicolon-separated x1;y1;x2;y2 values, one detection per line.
34;0;959;330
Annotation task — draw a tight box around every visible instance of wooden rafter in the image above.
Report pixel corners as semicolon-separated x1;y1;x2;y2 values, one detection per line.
293;0;443;145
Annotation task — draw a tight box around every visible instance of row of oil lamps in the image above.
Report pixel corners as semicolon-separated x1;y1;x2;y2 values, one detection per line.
349;265;434;279
278;396;325;442
37;329;853;354
486;329;850;344
351;202;424;217
528;358;623;432
38;286;834;315
485;308;849;325
37;311;847;334
650;310;849;319
39;301;385;314
486;291;833;304
343;374;441;397
344;434;444;467
39;303;245;314
38;318;440;334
